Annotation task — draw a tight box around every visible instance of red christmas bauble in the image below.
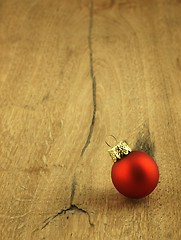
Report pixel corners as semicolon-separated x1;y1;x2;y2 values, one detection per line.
111;151;159;198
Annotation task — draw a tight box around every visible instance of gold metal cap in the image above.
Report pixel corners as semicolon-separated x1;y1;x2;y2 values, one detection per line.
108;141;132;162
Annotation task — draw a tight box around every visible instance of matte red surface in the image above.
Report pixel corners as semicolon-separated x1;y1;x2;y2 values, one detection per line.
111;151;159;198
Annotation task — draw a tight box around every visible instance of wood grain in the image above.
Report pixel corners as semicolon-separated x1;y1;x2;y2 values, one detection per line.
0;0;181;239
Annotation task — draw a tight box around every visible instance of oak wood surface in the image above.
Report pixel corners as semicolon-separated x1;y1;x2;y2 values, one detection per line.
0;0;181;239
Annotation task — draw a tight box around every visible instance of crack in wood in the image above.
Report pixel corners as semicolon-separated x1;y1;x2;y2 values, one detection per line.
41;204;94;230
69;0;96;204
80;0;96;158
39;0;96;231
70;175;76;205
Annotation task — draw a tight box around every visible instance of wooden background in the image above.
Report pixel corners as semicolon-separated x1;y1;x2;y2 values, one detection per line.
0;0;181;239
